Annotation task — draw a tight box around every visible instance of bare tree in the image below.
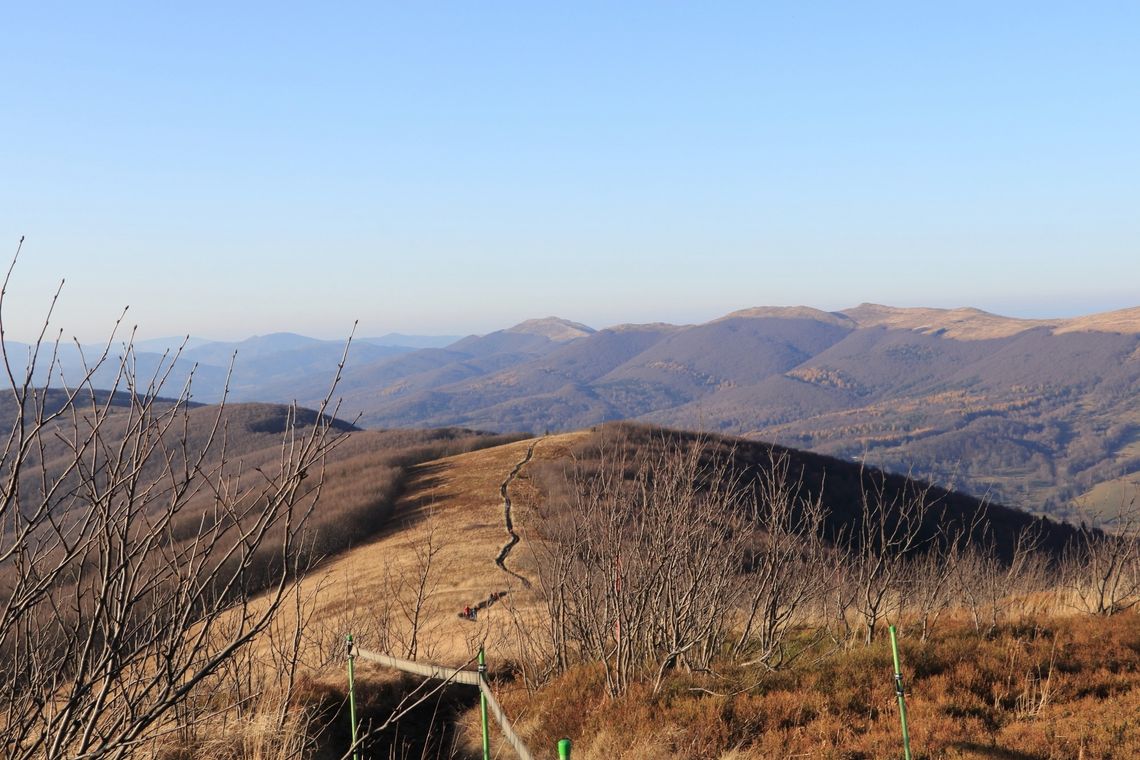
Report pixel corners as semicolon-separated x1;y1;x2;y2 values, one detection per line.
387;515;447;661
313;569;395;669
534;518;577;676
819;538;859;646
844;466;934;644
904;503;991;642
541;434;749;697
954;524;1047;636
732;449;828;668
905;540;961;642
498;574;555;693
264;565;328;732
0;243;348;759
1061;503;1140;616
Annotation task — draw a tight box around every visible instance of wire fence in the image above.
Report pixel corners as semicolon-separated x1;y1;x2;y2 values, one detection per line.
350;644;537;760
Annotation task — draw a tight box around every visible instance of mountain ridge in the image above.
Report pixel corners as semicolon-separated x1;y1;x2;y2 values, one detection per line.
327;303;1139;517
13;302;1138;517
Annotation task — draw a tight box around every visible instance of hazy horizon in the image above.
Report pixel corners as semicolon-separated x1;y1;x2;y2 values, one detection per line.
5;297;1137;346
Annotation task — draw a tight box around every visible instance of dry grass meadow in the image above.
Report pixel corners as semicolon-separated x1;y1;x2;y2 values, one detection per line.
275;433;580;669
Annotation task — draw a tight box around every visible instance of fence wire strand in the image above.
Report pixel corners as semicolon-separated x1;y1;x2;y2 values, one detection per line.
353;647;535;760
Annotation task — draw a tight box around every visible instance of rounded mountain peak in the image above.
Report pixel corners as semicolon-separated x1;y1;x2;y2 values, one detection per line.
504;317;596;342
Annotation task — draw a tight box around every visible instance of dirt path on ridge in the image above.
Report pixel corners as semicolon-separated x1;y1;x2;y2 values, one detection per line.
493;442;536;589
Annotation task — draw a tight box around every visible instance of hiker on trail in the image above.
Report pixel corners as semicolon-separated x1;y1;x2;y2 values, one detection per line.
463;605;471;619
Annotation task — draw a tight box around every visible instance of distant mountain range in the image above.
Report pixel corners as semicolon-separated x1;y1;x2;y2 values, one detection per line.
9;305;1139;518
8;331;459;404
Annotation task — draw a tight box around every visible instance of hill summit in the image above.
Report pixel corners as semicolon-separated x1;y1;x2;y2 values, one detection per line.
503;317;596;342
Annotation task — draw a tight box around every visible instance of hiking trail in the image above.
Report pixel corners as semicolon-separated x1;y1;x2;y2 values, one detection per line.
461;442;536;620
494;442;535;589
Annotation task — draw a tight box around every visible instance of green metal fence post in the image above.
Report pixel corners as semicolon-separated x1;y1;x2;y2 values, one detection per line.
345;634;360;760
478;645;491;760
557;737;572;759
888;625;913;760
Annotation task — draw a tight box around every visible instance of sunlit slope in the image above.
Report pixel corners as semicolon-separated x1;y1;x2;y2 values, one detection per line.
286;432;588;668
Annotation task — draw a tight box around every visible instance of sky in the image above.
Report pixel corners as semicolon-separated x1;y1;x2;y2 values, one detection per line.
2;2;1138;341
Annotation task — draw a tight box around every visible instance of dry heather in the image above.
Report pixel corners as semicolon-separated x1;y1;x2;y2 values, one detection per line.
494;611;1140;760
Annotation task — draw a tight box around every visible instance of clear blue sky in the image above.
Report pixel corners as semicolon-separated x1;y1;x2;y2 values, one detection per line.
2;2;1138;341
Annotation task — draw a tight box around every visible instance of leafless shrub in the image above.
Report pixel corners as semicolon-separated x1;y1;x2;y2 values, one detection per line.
0;243;347;759
842;466;935;644
1061;502;1140;616
541;434;750;697
386;516;448;662
954;524;1048;636
732;449;828;668
312;570;395;669
904;506;986;641
496;572;554;693
903;540;961;642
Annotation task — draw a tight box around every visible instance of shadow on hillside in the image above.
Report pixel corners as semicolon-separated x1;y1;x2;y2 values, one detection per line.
363;462;452;541
535;421;1082;561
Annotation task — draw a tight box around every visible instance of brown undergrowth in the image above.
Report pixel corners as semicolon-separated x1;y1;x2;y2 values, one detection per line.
494;611;1140;760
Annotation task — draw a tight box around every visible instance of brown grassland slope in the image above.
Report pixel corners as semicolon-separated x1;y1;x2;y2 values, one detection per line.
7;400;524;595
223;433;578;760
236;425;1139;760
274;432;584;670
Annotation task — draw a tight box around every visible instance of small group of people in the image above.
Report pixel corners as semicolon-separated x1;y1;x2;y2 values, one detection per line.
459;590;511;621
